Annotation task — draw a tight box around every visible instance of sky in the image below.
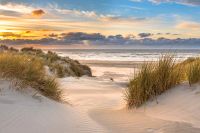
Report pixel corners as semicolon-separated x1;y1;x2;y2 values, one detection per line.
0;0;200;48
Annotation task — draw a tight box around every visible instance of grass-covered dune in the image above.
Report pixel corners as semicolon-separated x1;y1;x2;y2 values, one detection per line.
126;55;200;108
20;47;92;78
0;45;92;101
0;45;92;78
0;52;61;101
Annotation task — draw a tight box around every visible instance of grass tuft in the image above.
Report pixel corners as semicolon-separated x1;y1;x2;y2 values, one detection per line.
125;55;183;108
0;52;62;101
187;60;200;86
37;77;62;101
49;63;66;78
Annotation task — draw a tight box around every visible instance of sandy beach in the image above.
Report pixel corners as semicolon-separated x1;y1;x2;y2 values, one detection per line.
80;60;140;82
1;0;200;132
0;60;200;133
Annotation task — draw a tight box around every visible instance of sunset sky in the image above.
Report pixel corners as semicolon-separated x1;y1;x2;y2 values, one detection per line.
0;0;200;47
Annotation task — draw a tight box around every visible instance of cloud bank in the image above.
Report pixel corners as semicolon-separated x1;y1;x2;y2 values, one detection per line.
1;32;200;48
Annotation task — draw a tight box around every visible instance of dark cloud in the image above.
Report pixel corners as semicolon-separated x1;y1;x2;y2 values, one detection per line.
1;32;200;47
138;33;153;38
31;9;45;17
48;33;58;38
0;32;130;45
61;32;106;41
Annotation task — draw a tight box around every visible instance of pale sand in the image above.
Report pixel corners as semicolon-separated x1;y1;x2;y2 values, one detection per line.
61;76;200;133
89;83;200;133
82;60;140;82
91;66;137;82
1;65;200;133
0;79;106;133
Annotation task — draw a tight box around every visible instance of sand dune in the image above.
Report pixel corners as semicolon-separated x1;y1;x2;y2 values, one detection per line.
141;83;200;128
1;75;200;133
90;83;200;133
60;76;200;133
0;80;106;133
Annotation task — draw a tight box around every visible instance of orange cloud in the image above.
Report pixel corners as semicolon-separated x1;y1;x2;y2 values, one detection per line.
31;9;45;17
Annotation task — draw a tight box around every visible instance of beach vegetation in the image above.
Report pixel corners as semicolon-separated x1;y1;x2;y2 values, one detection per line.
0;45;92;100
0;52;61;101
20;47;92;77
187;59;200;86
125;55;183;108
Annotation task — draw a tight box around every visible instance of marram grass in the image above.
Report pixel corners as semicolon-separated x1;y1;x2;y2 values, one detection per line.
187;60;200;86
0;52;62;101
20;47;92;77
125;55;183;108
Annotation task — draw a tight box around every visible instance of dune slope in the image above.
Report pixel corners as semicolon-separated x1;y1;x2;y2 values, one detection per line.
0;80;106;133
90;83;200;133
60;77;200;133
1;76;200;133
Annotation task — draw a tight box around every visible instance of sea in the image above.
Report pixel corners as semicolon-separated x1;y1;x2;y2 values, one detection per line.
51;49;200;62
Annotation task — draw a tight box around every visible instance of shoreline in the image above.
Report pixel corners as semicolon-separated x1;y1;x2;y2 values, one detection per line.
79;60;147;68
